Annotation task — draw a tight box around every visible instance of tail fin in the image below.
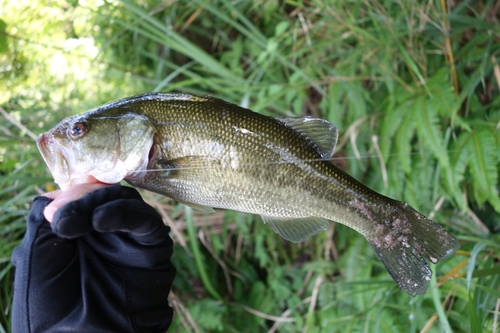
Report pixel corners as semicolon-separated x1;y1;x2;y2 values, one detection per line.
368;204;460;296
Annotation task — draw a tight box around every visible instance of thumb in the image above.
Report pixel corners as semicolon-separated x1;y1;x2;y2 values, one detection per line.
43;183;110;222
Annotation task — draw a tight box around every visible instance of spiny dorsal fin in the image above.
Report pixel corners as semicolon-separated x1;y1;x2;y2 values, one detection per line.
276;117;338;158
261;215;330;243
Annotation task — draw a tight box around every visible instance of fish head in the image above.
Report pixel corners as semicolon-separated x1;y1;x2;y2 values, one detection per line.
37;111;155;190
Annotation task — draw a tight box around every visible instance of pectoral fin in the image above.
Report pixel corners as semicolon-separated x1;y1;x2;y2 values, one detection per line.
261;215;330;243
158;155;214;172
155;156;216;213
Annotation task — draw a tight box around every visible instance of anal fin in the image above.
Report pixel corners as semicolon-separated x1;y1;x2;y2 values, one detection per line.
261;215;330;243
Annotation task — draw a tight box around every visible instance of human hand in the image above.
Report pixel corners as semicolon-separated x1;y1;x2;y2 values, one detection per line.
12;185;175;333
42;182;109;222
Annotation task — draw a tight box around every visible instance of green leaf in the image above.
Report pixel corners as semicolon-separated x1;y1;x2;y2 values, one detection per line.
188;299;226;331
487;195;500;214
467;129;498;206
467;241;488;291
427;68;459;117
472;283;500;299
468;293;482;333
415;96;450;168
396;42;430;95
472;265;500;278
445;131;469;210
0;19;8;53
395;111;416;174
345;81;367;121
379;90;412;158
448;13;498;30
275;21;290;37
318;281;335;309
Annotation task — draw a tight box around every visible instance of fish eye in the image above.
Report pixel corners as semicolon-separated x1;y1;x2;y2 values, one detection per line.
69;122;87;139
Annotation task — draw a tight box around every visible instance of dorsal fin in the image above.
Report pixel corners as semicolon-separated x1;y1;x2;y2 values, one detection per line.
276;117;338;158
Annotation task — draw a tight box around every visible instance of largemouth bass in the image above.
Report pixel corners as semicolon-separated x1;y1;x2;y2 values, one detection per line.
37;93;459;296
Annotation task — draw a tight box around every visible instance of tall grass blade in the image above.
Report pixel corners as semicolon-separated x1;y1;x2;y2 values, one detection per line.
431;267;452;333
467;241;488;291
395;42;430;96
468;292;482;333
119;0;240;81
153;62;195;92
191;0;267;49
184;207;223;301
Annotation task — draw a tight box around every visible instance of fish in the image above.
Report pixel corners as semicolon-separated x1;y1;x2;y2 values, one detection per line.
36;93;460;296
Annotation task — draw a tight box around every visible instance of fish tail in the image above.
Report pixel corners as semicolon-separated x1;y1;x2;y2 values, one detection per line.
367;203;460;296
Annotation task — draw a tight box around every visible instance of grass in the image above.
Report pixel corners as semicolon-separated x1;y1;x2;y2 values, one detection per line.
1;0;500;332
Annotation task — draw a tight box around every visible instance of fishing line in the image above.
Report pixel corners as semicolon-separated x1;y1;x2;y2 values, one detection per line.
138;149;464;173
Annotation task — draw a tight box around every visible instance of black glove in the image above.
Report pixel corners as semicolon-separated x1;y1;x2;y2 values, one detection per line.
12;185;176;333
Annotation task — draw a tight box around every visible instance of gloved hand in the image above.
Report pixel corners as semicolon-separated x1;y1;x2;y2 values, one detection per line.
12;185;176;333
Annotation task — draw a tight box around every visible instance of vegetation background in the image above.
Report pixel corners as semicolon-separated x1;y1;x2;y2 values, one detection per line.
1;0;499;332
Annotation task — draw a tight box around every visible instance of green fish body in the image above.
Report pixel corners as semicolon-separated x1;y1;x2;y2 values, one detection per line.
37;93;460;296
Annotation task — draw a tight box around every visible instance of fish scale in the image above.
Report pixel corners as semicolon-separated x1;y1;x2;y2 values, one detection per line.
37;92;460;296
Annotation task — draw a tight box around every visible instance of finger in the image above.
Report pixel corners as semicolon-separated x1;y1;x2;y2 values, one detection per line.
44;183;110;222
51;185;142;238
93;199;169;245
42;189;63;201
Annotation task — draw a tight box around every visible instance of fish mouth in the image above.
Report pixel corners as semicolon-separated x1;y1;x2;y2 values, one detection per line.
36;132;73;189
